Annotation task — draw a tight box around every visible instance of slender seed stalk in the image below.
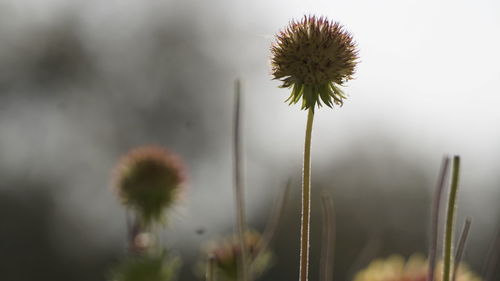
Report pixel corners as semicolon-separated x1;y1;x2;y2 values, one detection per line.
452;217;472;281
260;179;291;253
443;156;460;281
233;80;248;281
320;191;335;281
299;107;315;281
483;229;500;281
429;156;450;281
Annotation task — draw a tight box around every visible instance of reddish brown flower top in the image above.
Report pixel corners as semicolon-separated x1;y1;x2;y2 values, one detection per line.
114;146;187;224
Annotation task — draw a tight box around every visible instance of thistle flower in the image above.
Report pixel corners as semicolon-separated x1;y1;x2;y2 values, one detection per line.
271;15;359;281
271;15;359;110
113;146;187;225
353;255;482;281
205;231;272;281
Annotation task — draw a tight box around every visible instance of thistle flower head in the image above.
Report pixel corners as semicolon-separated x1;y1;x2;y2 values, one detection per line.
271;15;359;110
113;146;187;225
353;255;482;281
205;231;272;281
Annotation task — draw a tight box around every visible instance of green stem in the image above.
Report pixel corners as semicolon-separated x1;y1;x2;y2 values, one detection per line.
299;108;314;281
443;156;460;281
233;80;248;281
428;156;450;281
207;256;216;281
453;217;472;281
320;191;335;281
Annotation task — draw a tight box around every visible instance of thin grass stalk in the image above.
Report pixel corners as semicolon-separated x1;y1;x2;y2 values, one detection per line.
443;156;460;281
320;191;335;281
207;256;216;281
429;156;450;281
299;107;314;281
345;235;382;281
483;229;500;281
452;217;472;281
233;79;248;281
260;179;291;253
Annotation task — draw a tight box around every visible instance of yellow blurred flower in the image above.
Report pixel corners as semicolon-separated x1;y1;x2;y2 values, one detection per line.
353;255;482;281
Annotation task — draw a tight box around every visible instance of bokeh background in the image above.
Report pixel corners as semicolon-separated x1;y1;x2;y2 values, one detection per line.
0;0;499;281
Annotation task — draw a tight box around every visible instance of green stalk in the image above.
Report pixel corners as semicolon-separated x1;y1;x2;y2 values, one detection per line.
320;191;335;281
233;80;248;281
443;156;460;281
428;156;450;281
299;108;315;281
453;217;472;281
206;256;216;281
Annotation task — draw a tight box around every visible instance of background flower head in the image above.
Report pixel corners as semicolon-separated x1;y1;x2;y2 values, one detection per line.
204;230;272;281
113;146;187;224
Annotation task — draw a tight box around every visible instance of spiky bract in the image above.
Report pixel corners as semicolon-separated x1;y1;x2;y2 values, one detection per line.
271;15;358;110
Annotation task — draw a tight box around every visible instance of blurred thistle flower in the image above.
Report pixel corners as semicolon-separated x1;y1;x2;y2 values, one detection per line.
110;252;180;281
271;15;359;110
353;255;482;281
113;146;187;225
205;230;272;281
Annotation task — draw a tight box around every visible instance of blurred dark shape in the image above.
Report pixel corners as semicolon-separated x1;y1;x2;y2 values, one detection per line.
0;5;234;281
32;19;94;88
0;180;119;281
0;14;95;94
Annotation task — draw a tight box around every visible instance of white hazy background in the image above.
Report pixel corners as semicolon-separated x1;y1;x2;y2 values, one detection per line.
0;0;499;280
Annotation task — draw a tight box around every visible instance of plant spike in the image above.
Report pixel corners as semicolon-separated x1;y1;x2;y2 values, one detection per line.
429;156;451;281
443;156;460;281
259;179;292;254
320;191;335;281
233;79;248;281
452;217;472;281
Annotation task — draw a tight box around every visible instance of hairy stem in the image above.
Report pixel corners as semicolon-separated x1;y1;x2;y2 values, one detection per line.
443;156;460;281
299;108;314;281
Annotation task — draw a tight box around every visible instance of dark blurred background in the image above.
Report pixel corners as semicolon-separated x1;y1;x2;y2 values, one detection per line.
0;1;499;281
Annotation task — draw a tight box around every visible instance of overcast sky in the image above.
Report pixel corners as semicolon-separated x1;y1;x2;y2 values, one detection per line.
0;0;499;260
